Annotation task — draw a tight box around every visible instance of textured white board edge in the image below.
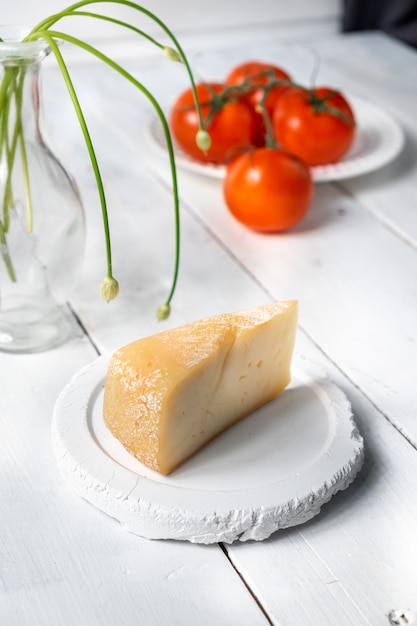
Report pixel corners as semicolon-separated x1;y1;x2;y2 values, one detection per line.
52;354;364;544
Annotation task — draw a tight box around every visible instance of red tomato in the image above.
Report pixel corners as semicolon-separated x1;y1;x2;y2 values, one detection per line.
272;86;356;166
170;82;259;164
223;148;313;232
225;61;291;145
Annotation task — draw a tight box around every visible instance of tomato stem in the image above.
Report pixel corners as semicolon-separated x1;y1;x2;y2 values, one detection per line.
306;90;354;125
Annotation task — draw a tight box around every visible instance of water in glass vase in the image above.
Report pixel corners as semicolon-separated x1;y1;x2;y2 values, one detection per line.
0;27;85;353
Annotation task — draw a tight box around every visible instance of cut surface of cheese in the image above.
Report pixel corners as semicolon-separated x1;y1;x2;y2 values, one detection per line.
103;300;298;475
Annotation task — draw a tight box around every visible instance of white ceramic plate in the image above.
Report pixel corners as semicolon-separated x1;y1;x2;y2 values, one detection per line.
52;355;364;544
146;95;404;183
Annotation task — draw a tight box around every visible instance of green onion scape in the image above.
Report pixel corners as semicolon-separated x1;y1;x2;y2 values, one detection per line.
0;0;208;318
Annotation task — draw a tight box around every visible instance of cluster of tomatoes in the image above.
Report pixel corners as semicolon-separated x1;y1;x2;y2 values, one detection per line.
169;61;356;232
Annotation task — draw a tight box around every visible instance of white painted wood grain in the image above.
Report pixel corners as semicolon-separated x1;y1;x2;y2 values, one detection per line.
46;36;416;624
2;28;417;626
0;344;269;626
161;171;417;442
226;332;417;626
0;35;277;626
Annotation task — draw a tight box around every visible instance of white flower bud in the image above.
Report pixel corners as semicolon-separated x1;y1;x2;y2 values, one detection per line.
156;302;171;320
100;276;119;302
163;46;182;63
196;129;211;152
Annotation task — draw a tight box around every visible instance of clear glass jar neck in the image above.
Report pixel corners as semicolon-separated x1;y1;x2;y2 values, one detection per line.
0;53;45;141
0;26;50;67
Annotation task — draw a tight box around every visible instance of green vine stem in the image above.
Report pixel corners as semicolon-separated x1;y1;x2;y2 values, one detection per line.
0;219;16;281
0;68;15;233
14;70;34;232
0;66;25;280
30;0;208;133
0;0;209;318
37;33;115;294
34;29;181;311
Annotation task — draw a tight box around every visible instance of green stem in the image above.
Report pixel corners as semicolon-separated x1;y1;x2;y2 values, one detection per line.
3;97;23;230
0;1;206;311
0;67;25;278
27;29;181;304
24;2;213;307
307;90;354;125
0;67;18;231
27;0;206;131
0;219;16;281
14;68;34;232
48;10;165;50
37;33;114;280
19;131;33;231
1;69;35;235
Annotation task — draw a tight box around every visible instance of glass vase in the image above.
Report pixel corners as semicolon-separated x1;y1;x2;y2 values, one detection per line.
0;27;85;353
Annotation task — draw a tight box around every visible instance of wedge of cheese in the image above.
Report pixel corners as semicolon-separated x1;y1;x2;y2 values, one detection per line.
103;300;298;475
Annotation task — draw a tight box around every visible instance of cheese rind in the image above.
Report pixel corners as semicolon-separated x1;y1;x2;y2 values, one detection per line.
103;300;298;475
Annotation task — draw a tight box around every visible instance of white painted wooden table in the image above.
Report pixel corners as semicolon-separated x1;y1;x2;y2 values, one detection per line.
1;26;417;626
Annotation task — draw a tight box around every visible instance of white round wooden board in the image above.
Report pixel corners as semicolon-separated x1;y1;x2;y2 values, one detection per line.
146;95;404;183
52;355;364;544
